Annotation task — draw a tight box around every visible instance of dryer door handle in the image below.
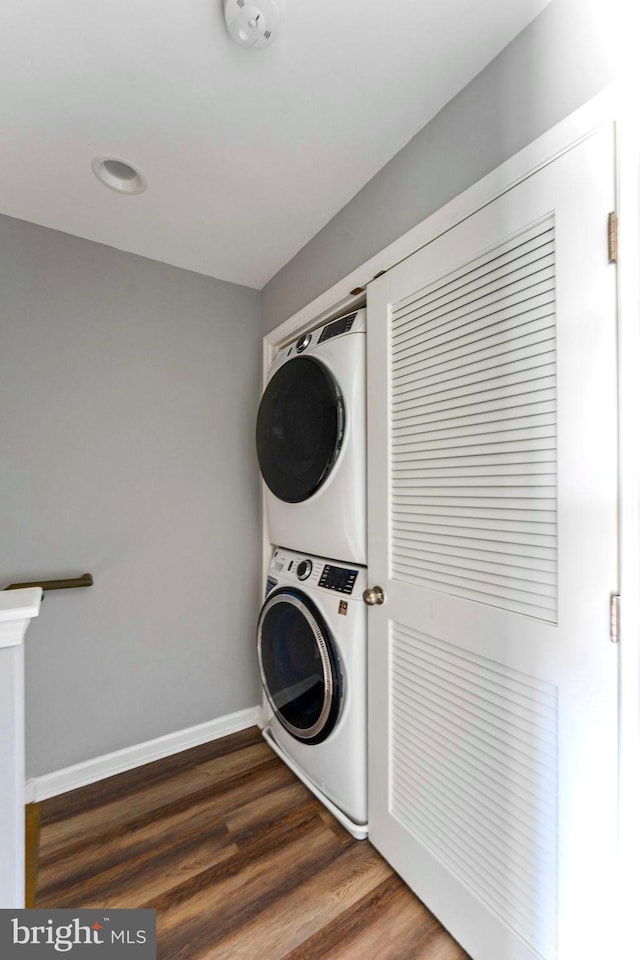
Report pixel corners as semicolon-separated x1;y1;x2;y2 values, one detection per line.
363;586;386;606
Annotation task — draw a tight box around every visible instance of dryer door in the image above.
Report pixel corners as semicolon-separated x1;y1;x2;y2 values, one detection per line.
257;588;342;744
256;356;344;503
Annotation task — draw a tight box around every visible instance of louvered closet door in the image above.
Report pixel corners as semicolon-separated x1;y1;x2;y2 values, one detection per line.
367;123;618;960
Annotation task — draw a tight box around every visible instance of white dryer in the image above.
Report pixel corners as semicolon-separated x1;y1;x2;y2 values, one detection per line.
257;546;367;838
256;309;366;566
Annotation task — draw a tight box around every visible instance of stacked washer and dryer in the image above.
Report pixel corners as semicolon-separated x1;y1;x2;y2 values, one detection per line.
255;309;368;838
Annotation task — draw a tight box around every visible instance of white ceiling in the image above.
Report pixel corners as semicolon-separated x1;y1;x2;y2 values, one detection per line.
0;0;550;289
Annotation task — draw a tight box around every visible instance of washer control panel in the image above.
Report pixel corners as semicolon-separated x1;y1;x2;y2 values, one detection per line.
270;548;363;596
319;564;358;595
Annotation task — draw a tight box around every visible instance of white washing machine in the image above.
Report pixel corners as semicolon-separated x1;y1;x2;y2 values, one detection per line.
257;546;367;838
256;309;366;566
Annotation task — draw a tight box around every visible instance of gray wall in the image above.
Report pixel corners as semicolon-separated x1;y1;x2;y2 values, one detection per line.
0;216;261;778
0;0;615;779
261;0;615;333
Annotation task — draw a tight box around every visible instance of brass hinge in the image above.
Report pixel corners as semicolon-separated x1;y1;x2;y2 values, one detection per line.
608;212;618;264
350;270;387;297
610;594;621;643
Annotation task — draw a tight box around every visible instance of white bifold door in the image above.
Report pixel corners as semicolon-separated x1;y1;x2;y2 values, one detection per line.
367;123;618;960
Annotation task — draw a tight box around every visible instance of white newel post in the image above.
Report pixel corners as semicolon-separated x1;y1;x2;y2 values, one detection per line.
0;588;42;908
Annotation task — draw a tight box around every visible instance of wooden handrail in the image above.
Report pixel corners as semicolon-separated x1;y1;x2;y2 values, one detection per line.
4;573;93;592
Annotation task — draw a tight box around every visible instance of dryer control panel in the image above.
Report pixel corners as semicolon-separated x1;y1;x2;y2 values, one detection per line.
269;308;366;374
317;312;357;344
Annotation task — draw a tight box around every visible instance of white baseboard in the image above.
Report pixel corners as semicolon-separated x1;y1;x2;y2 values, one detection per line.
25;705;261;803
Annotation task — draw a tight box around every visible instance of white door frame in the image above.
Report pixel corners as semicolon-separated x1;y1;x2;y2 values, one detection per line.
261;85;639;947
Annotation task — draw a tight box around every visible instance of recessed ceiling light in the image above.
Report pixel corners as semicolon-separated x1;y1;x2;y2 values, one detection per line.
92;157;147;195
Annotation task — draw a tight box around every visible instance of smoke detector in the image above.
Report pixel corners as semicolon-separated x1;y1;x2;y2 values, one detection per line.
224;0;283;50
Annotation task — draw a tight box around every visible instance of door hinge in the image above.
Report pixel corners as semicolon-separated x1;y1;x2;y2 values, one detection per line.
349;270;387;297
610;594;621;643
608;211;618;264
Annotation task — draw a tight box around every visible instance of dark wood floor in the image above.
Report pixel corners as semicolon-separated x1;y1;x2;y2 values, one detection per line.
36;726;469;960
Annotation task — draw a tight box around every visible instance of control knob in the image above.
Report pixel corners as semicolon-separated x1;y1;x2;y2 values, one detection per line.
297;559;313;581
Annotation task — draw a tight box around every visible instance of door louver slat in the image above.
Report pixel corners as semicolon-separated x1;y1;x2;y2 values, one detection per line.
391;216;557;622
395;623;557;704
393;563;557;615
393;407;557;438
392;515;556;544
393;340;555;393
392;320;556;381
393;530;555;563
393;288;555;366
394;676;557;801
392;457;556;475
393;735;555;851
392;221;554;324
393;356;556;401
391;623;558;958
392;537;557;577
394;503;556;523
393;368;555;412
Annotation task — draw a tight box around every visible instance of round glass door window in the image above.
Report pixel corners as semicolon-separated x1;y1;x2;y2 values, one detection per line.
256;357;344;503
257;588;342;744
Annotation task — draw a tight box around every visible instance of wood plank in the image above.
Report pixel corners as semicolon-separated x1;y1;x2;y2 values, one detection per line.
36;727;469;960
198;840;393;960
38;814;235;908
283;874;468;960
25;802;42;908
40;727;262;825
39;742;277;857
223;779;315;837
155;810;342;958
63;827;237;911
38;759;297;885
153;803;335;922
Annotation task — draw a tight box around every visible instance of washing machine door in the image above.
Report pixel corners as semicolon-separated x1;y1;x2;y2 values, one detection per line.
257;588;342;744
256;356;344;503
